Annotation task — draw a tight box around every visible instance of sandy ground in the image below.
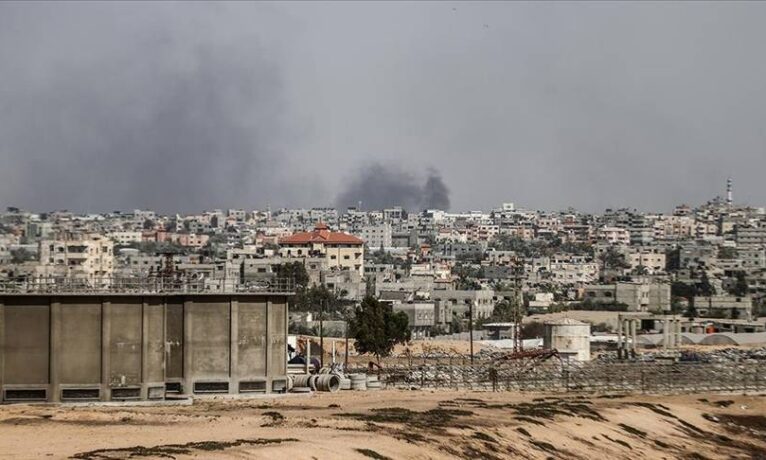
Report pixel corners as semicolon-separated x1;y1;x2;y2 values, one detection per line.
2;390;766;460
300;337;489;364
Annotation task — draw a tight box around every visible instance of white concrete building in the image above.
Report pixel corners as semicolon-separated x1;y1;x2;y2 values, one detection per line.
358;223;392;249
38;234;114;282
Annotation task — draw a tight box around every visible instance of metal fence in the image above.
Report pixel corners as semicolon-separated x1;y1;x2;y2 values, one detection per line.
0;276;295;294
352;361;766;394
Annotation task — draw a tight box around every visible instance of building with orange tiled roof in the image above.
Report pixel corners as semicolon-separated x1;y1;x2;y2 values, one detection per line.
278;223;364;275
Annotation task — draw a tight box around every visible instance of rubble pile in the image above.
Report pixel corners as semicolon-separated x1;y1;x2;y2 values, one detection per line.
679;347;766;363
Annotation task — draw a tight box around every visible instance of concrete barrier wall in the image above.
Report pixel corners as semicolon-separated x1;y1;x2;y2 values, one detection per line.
236;298;268;387
0;293;290;403
3;298;50;386
166;299;184;384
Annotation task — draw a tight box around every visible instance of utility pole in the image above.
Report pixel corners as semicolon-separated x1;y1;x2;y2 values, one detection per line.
344;314;350;369
469;301;474;365
319;298;325;368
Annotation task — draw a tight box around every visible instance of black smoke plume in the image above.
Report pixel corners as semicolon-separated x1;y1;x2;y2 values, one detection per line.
0;4;292;213
336;163;451;211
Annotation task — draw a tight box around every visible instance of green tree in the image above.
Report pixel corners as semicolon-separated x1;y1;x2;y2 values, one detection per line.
599;247;629;270
450;314;465;333
671;281;696;301
10;248;34;264
490;299;522;323
349;296;410;362
632;265;649;276
729;271;749;297
274;261;310;289
697;271;715;297
665;248;680;272
521;321;545;339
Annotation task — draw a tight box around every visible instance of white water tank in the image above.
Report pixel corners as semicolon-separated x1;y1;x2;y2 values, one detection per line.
543;318;591;361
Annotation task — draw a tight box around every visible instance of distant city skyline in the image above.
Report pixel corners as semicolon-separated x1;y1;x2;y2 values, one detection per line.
2;178;756;218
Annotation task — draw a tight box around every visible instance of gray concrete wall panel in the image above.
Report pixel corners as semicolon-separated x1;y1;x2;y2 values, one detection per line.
268;299;287;376
165;300;184;380
107;298;142;386
237;297;267;377
59;298;101;384
143;298;165;384
3;300;49;385
187;298;230;380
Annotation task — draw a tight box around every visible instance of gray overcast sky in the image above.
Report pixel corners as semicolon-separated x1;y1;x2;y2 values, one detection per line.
1;2;765;214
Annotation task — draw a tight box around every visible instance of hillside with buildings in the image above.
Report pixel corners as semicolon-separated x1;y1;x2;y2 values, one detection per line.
2;180;765;343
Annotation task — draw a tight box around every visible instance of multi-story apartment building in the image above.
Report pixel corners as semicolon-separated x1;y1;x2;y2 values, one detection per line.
626;248;666;274
653;215;694;240
549;255;599;284
739;248;766;272
154;231;210;248
736;224;766;247
583;282;671;312
107;231;143;245
430;289;495;320
597;226;630;245
279;223;364;276
38;234;114;282
358;223;392;249
693;295;753;320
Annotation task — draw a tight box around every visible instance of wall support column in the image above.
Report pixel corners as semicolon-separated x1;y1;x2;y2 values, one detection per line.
631;320;638;355
0;301;4;399
101;300;111;401
266;299;272;389
141;299;149;398
229;298;239;394
50;299;62;402
617;316;623;358
183;299;192;393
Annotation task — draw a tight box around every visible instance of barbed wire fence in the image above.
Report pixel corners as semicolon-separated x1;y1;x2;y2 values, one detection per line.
347;359;766;394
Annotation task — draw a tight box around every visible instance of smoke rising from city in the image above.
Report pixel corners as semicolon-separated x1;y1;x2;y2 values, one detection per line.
336;163;451;211
3;3;766;213
422;169;451;211
0;3;299;213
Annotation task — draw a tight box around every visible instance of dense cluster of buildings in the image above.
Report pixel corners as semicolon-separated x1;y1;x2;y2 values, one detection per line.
1;181;765;337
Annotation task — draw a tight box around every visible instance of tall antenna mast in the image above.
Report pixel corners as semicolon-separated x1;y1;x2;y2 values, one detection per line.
726;177;733;207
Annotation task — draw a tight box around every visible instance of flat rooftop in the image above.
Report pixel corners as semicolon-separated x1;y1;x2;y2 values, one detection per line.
0;277;295;296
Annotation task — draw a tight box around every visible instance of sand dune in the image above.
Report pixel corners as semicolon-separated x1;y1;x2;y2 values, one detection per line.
1;390;765;459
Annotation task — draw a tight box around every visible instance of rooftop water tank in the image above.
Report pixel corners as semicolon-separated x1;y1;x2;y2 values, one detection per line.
543;318;591;361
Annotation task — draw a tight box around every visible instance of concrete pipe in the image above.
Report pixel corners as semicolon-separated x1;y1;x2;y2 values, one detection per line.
309;374;319;391
350;375;367;391
315;374;341;393
292;375;312;388
367;375;382;390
